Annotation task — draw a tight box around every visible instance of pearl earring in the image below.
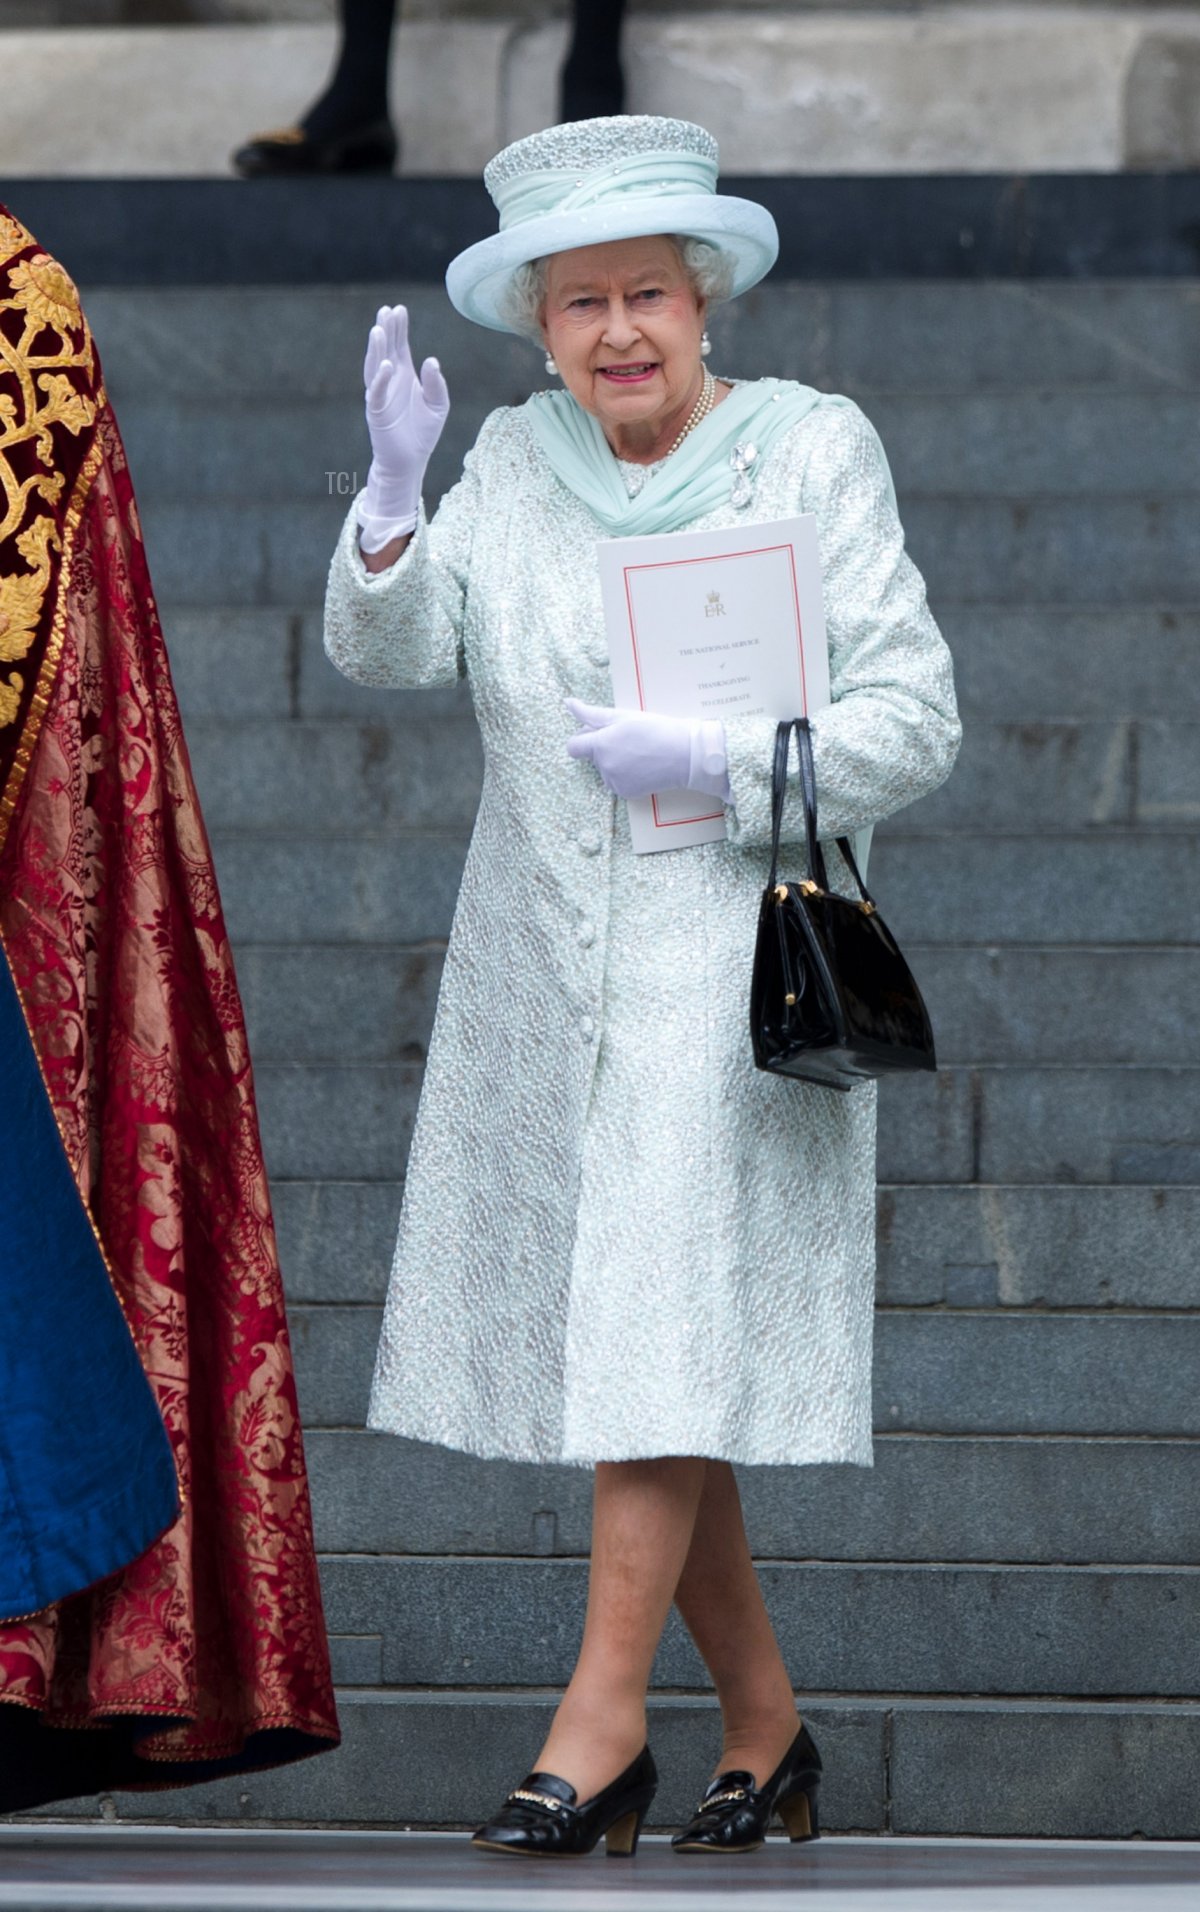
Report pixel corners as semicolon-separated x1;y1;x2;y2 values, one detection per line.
700;332;712;359
545;353;559;375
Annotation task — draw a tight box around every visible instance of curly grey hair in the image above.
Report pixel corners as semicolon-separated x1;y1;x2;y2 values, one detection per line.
497;235;737;344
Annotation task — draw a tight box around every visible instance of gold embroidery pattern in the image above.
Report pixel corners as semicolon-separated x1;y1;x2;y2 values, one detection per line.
0;213;34;268
0;230;99;823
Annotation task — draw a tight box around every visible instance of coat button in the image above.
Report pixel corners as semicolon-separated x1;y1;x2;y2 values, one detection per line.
579;1015;595;1039
577;830;602;856
578;923;595;948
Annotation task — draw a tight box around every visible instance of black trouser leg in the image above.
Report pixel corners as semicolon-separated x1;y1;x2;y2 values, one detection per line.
560;0;628;120
302;0;398;139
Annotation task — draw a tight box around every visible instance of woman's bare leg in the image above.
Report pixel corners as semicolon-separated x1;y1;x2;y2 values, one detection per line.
534;1455;708;1802
672;1460;802;1785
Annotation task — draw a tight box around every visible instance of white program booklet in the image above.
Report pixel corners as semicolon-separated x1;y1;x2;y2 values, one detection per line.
597;514;831;853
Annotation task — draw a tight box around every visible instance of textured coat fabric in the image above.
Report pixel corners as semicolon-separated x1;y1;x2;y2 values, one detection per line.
324;393;961;1467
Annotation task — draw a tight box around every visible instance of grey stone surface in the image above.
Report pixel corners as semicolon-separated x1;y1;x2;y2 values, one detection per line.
901;721;1138;832
91;288;528;411
162;601;1200;726
912;948;1200;1065
742;281;1200;396
111;387;1200;502
273;1181;402;1304
976;1066;1200;1184
875;1183;1200;1309
315;1555;1200;1697
289;1305;377;1428
256;1057;976;1186
193;716;1191;838
163;607;297;721
893;606;1200;722
302;1430;1200;1565
239;944;1200;1067
288;1304;1200;1437
869;390;1200;498
134;498;343;604
185;718;483;835
890;1701;1200;1837
901;496;1200;607
870;831;1200;948
872;1313;1200;1436
210;834;470;946
256;1063;421;1181
90;283;1200;411
204;829;1198;948
326;1634;384;1687
12;1692;885;1832
875;1070;974;1184
1124;33;1200;170
238;945;445;1063
277;1179;1200;1312
1137;719;1200;826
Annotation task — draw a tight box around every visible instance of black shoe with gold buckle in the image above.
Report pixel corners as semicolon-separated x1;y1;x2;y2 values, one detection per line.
671;1722;822;1854
471;1745;657;1858
232;116;398;178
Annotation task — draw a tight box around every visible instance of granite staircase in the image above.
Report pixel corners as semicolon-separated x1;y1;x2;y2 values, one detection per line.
41;268;1200;1835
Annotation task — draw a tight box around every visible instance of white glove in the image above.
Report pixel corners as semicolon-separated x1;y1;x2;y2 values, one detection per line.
356;304;450;554
565;699;730;801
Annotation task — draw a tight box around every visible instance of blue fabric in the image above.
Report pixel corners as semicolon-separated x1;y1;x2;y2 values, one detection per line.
0;941;178;1622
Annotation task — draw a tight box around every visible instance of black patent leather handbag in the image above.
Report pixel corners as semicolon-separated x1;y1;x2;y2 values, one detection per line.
750;717;937;1090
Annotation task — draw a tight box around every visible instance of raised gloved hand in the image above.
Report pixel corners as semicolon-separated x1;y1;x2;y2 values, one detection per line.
356;304;450;554
565;699;730;801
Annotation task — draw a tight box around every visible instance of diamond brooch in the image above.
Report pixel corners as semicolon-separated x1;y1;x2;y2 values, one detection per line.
730;440;758;508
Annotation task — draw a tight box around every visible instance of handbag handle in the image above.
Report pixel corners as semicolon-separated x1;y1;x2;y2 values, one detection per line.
768;717;876;907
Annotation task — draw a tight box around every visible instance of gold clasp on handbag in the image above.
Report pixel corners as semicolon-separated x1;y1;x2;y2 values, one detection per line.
785;992;797;1005
799;879;820;897
774;884;789;902
858;899;877;915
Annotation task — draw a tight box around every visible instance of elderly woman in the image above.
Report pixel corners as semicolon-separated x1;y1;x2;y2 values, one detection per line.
325;116;960;1859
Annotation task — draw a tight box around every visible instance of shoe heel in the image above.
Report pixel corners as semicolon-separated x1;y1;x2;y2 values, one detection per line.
605;1801;649;1857
778;1784;820;1842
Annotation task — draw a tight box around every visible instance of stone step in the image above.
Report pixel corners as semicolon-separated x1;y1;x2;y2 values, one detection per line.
163;604;1200;727
14;10;1194;183
206;829;1198;947
236;944;1200;1067
109;388;1200;504
302;1429;1200;1566
134;492;1200;606
272;1179;1200;1312
27;1689;1200;1839
89;283;1200;409
288;1304;1200;1438
253;1060;1199;1187
311;1555;1200;1699
184;716;1195;837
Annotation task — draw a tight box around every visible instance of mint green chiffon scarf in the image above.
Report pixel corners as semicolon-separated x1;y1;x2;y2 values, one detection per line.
524;376;896;535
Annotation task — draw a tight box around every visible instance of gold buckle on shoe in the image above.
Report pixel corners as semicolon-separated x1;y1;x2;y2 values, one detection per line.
698;1787;748;1811
507;1788;567;1814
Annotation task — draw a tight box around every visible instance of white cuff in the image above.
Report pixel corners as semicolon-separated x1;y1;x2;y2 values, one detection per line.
356;507;419;554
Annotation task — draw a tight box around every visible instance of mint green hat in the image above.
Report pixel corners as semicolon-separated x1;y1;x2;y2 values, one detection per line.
445;115;780;335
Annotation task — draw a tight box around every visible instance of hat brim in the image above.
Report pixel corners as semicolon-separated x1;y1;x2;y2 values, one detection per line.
445;194;779;334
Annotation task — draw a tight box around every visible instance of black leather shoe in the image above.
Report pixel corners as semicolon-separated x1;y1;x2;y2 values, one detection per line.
232;117;398;178
472;1744;657;1858
671;1722;822;1854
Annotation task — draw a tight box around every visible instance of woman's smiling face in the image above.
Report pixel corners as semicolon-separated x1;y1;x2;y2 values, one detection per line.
540;236;707;457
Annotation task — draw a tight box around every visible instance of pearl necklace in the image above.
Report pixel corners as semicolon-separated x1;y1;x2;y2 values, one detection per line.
663;368;716;458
